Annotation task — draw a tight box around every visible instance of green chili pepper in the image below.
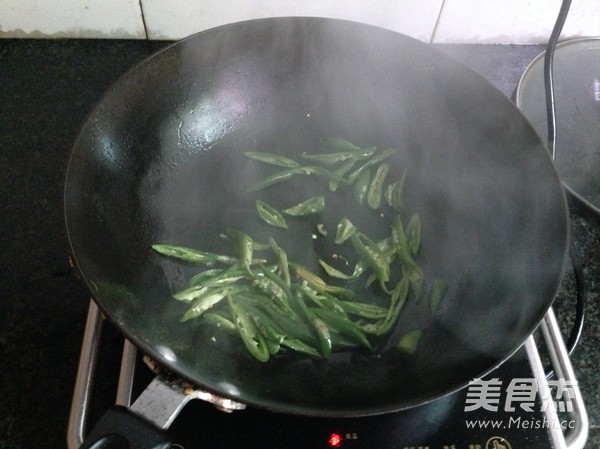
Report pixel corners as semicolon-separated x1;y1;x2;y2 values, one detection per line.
191;269;247;288
384;169;407;211
350;232;390;293
352;168;371;205
255;200;288;229
246;168;300;192
313;317;332;358
406;213;422;256
226;228;255;274
151;244;236;265
288;289;332;358
318;259;360;280
406;267;424;301
429;279;448;315
228;297;271;362
320;137;362;152
188;269;226;286
377;276;410;335
329;158;359;191
268;237;290;287
367;163;390;210
296;166;347;183
390;215;419;271
247;295;317;343
281;338;321;357
390;215;424;299
283;196;325;216
289;262;354;297
180;286;244;321
311;307;373;351
245;151;301;168
347;148;397;184
172;285;209;302
396;329;422;354
251;274;290;313
338;300;388;320
203;312;237;333
334;217;356;244
300;145;376;164
242;302;287;345
297;284;349;317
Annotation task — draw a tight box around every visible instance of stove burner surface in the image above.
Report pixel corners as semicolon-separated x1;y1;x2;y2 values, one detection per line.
68;303;587;449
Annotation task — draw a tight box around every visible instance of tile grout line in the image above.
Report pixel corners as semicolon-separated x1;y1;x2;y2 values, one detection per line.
430;0;448;44
138;0;149;39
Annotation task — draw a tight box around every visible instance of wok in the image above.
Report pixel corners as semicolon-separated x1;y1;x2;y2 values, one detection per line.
64;16;569;445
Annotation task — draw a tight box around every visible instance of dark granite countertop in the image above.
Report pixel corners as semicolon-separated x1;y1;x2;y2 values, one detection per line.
0;38;598;449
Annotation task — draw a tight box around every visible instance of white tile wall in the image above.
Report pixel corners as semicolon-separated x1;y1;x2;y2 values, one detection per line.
0;0;599;42
433;0;600;43
139;0;443;42
0;0;145;38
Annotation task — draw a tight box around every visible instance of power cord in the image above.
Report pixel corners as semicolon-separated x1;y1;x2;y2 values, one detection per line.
542;0;587;378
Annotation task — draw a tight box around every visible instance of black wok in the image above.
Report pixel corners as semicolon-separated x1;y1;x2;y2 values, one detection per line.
65;16;568;434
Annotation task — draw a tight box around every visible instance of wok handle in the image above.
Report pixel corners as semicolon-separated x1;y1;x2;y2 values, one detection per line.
79;406;172;449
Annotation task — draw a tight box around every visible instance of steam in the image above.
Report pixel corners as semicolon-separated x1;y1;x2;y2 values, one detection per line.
128;18;566;387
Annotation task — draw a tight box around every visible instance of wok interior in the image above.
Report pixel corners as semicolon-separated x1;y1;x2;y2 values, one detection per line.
65;18;568;416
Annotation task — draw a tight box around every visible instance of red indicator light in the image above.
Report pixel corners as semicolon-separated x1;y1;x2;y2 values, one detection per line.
328;433;343;447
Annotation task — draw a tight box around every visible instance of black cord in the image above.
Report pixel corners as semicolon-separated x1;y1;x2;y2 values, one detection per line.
543;0;572;161
542;0;587;379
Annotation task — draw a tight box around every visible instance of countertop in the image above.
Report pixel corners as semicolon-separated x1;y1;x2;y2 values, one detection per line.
0;39;599;449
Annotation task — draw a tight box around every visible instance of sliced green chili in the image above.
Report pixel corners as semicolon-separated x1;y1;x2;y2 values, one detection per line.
228;297;271;362
180;286;244;321
255;200;288;229
203;311;237;333
320;136;362;152
350;232;390;292
377;276;410;335
347;147;397;184
338;300;388;320
300;145;376;164
268;237;290;287
352;168;371;205
191;269;246;288
298;284;349;317
313;317;332;358
329;158;359;191
151;244;236;265
172;285;209;302
281;338;321;357
318;259;360;280
188;268;226;286
390;215;419;271
246;168;300;192
396;329;422;354
226;228;255;274
406;213;422;256
367;162;390;210
283;196;325;216
244;151;301;168
384;169;407;211
429;279;448;315
312;307;373;351
334;217;356;244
